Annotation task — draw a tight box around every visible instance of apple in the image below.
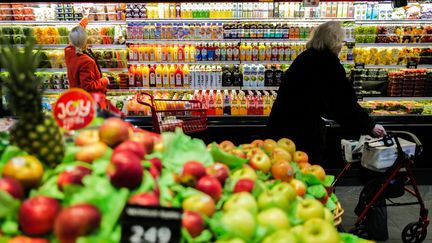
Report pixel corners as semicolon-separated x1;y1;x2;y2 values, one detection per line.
0;177;24;200
300;218;340;243
206;162;229;185
75;141;108;163
271;182;297;203
277;138;296;154
19;196;61;235
303;165;326;181
262;139;277;153
196;176;222;201
249;152;271;173
8;236;49;243
231;165;257;181
57;165;92;191
114;140;146;159
298;162;311;170
182;211;205;238
257;208;291;231
3;155;44;188
233;178;255;193
293;151;309;163
240;144;254;152
262;229;298;243
290;225;305;239
180;161;206;186
251;139;264;148
221;209;256;240
290;179;307;197
219;140;235;151
99;117;130;147
75;129;99;146
128;191;159;206
54;204;101;243
271;161;294;182
271;147;292;164
182;193;215;217
324;208;334;224
149;165;160;179
258;183;296;211
148;157;162;172
246;148;264;160
229;148;246;159
295;198;325;222
223;192;258;215
107;151;143;189
130;131;157;153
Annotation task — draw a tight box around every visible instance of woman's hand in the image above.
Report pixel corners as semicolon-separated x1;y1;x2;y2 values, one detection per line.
372;124;386;137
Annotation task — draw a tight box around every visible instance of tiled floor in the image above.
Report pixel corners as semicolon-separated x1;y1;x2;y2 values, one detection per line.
336;186;431;243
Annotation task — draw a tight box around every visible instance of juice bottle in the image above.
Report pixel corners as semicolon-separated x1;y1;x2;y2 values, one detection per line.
271;43;278;61
245;43;252;61
189;45;196;62
138;45;144;61
149;45;156;61
201;44;208;61
223;90;231;115
156;45;162;62
167;45;174;62
205;65;212;87
214;43;220;61
161;45;168;62
258;42;266;61
128;65;135;87
163;4;169;18
231;92;239;115
195;43;202;61
183;64;190;87
232;43;239;61
278;43;285;61
220;43;227;61
142;64;150;87
173;45;179;62
169;3;176;18
226;44;233;61
239;43;246;61
207;43;215;61
143;45;150;61
184;45;190;62
133;64;141;87
215;90;223;115
284;43;291;61
149;65;156;87
265;43;272;61
252;43;259;61
155;64;163;87
169;64;176;87
239;93;247;115
263;92;271;115
178;45;184;62
162;64;169;87
175;64;183;87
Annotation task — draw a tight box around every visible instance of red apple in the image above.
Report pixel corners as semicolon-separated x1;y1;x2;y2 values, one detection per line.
298;162;311;171
251;139;264;148
114;140;146;159
75;142;108;163
182;193;215;217
8;236;49;243
3;155;44;189
57;166;92;191
233;178;255;193
293;151;309;164
219;140;235;151
19;196;61;236
229;148;246;159
0;177;24;200
246;148;264;160
180;161;206;186
303;165;326;181
205;162;230;185
271;147;293;164
196;176;222;201
271;161;294;182
99;117;130;147
130;130;158;153
75;129;99;146
249;152;271;173
263;139;278;153
128;191;159;206
148;157;162;172
107;152;143;189
149;165;160;179
277;138;296;154
290;179;307;197
54;204;101;243
182;211;205;238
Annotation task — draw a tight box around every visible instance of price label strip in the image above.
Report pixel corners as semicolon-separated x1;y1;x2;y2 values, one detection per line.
120;205;183;243
406;61;418;69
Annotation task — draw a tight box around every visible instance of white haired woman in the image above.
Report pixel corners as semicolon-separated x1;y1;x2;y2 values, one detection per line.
266;21;385;164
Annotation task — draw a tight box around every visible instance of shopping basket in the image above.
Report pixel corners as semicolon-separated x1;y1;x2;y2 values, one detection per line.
136;92;207;134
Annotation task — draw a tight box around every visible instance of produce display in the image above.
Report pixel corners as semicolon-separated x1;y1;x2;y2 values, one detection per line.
354;25;432;43
353;46;432;65
359;100;427;115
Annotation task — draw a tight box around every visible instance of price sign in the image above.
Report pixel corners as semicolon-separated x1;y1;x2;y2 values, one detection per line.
303;0;320;7
406;61;418;69
120;205;182;243
53;88;96;131
355;62;365;69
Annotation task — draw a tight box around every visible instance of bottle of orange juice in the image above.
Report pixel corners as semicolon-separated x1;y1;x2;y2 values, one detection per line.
265;43;272;61
128;65;136;87
138;45;144;61
240;43;246;61
239;92;247;115
215;90;223;115
183;64;190;87
231;91;239;115
258;42;265;61
245;43;252;61
149;45;156;61
156;45;162;62
155;64;163;87
184;45;190;62
162;64;169;88
169;64;176;87
142;64;150;87
167;45;174;62
189;45;196;62
173;45;179;62
161;45;168;62
143;45;150;61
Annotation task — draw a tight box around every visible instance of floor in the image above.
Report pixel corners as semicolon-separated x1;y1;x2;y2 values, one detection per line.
336;186;431;243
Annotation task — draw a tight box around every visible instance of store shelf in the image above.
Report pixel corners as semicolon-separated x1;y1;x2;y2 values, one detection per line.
13;44;125;49
126;39;241;44
356;19;432;25
107;86;279;92
127;18;355;23
355;43;432;47
128;61;241;65
362;64;432;69
36;68;128;72
0;20;126;25
362;97;432;101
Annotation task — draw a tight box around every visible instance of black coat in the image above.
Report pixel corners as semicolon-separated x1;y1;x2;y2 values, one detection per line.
266;48;375;163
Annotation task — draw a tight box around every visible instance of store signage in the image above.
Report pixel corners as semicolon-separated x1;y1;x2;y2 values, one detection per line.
355;62;365;69
53;88;96;131
406;61;418;69
120;205;182;243
303;0;320;7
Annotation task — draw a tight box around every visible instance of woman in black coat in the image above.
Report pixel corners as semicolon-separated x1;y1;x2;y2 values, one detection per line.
266;21;385;164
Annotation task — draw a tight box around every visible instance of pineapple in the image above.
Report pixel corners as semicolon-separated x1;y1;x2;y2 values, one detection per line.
0;40;64;167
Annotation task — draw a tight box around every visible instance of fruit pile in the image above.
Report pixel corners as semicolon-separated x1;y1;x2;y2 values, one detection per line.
0;118;370;242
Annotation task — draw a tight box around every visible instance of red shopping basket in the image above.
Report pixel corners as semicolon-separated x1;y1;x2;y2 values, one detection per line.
136;92;207;134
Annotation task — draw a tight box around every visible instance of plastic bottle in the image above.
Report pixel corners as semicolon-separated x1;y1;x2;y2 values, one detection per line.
154;64;162;87
265;43;272;61
189;45;196;62
134;64;142;87
175;64;183;87
245;43;252;61
184;45;190;62
258;43;266;61
222;65;232;86
231;91;239;115
162;64;169;87
250;64;258;87
257;94;264;115
239;43;246;61
183;64;190;87
167;45;174;62
208;92;215;115
195;43;202;61
252;43;259;61
128;65;136;87
156;45;162;62
239;93;247;115
220;43;227;61
214;43;221;61
226;44;233;61
278;43;285;61
149;45;156;61
263;91;271;115
169;64;176;87
223;90;231;115
149;65;156;87
172;45;179;62
258;64;265;87
142;64;150;87
243;64;251;87
201;44;208;61
232;65;243;87
178;45;184;62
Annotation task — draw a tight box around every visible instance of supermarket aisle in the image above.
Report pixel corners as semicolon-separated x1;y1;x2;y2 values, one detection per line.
337;186;432;243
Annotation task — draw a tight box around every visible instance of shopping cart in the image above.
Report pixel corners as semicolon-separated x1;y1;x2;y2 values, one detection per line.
136;92;207;134
331;131;429;243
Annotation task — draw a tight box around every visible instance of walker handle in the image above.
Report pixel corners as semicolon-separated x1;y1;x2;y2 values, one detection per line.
387;130;423;157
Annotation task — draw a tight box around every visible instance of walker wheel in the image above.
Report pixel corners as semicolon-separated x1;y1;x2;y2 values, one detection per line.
402;221;427;243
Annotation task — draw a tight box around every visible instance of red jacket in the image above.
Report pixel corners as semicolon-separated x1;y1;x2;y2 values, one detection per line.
64;45;108;93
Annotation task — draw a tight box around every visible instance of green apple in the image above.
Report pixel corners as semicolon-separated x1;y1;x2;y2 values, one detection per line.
299;218;340;243
290;225;304;239
257;208;290;232
295;198;325;222
221;209;256;240
271;182;297;204
257;190;291;211
324;207;334;224
182;193;216;217
262;229;298;243
231;165;257;181
223;192;258;215
215;237;246;243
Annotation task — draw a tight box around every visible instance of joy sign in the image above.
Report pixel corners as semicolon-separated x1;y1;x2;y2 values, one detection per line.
53;88;96;130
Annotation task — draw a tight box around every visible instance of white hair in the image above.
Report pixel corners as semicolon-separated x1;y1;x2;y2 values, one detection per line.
69;26;87;55
306;21;345;55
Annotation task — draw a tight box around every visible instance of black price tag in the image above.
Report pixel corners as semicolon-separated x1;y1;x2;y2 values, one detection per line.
355;62;365;69
120;205;183;243
406;61;418;69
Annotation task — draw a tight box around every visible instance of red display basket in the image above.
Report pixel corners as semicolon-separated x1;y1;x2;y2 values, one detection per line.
136;92;207;134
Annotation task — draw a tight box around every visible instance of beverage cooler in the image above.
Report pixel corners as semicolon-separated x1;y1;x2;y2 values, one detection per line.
1;0;432;173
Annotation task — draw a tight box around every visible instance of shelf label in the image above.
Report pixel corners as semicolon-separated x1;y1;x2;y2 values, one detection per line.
406;61;418;69
53;88;96;131
120;205;182;243
355;62;365;69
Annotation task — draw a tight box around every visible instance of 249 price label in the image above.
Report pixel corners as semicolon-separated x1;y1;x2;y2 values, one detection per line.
129;226;172;243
